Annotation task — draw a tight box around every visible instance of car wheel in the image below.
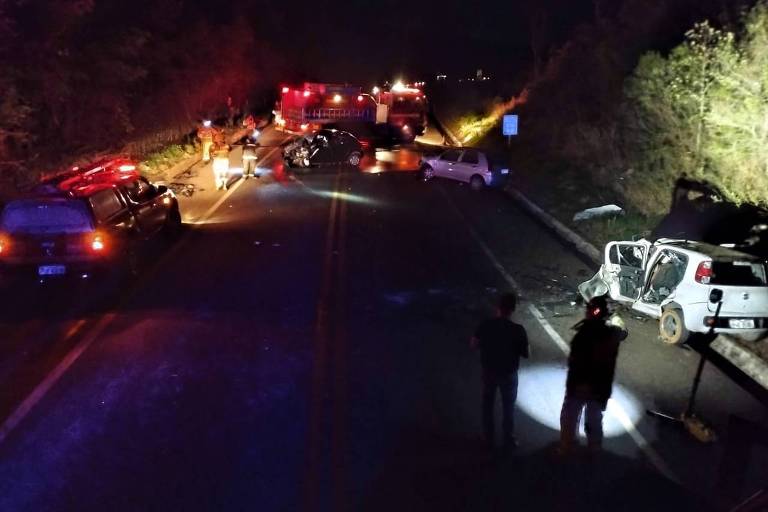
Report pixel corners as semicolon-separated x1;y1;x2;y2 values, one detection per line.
421;164;435;180
163;208;182;239
347;152;362;167
124;246;141;279
659;308;689;345
470;175;485;191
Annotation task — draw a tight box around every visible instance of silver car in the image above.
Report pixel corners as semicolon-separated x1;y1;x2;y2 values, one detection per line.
420;148;508;191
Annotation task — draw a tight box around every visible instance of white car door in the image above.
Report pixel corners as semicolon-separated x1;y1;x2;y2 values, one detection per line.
435;149;463;179
456;149;483;182
602;240;651;302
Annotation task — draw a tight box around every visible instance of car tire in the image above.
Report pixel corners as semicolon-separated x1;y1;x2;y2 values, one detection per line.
347;152;362;167
659;307;689;345
124;246;141;279
470;175;485;191
422;164;435;181
163;208;182;239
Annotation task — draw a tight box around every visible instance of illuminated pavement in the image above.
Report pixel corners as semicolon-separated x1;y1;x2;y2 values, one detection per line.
0;127;765;511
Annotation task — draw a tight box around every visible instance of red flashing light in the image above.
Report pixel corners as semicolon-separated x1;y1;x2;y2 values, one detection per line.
357;95;363;102
118;164;135;172
282;87;290;94
303;90;311;98
695;261;713;284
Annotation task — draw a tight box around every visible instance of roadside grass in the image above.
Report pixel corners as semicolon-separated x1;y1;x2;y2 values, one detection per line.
488;140;662;253
576;212;662;250
140;143;197;180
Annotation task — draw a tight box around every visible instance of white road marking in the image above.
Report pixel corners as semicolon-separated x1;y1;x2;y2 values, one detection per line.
0;138;289;446
440;185;679;483
0;315;113;444
196;144;286;222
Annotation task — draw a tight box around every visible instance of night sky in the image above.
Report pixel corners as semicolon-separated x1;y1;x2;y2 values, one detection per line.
246;0;595;83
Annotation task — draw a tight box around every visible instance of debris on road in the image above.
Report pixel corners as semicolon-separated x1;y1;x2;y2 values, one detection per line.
168;182;196;197
573;204;624;222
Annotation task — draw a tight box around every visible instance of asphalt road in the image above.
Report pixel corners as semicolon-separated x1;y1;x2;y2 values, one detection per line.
0;127;766;511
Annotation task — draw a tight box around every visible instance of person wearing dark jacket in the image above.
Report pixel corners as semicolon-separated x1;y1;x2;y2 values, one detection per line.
560;294;627;453
471;292;529;452
239;131;260;179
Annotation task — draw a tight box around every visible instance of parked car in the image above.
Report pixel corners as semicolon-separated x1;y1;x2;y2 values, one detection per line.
0;163;181;282
419;148;509;191
283;129;363;169
579;238;768;344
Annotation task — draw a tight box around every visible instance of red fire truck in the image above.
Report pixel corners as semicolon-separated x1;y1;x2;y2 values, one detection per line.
275;82;427;142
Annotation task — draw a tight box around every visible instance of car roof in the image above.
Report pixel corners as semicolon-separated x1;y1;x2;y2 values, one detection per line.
33;158;139;199
655;239;763;261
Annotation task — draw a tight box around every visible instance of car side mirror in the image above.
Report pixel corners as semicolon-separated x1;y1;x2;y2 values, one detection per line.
709;288;723;303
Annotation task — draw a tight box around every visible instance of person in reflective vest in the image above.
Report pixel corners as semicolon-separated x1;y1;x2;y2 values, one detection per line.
211;143;231;190
197;120;217;163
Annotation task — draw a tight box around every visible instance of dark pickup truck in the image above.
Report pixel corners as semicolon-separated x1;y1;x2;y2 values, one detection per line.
0;168;181;281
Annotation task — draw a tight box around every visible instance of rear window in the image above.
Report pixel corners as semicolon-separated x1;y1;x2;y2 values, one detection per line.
0;200;93;234
712;260;768;286
89;189;123;220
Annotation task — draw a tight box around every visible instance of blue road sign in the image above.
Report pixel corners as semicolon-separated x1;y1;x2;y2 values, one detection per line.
503;114;518;136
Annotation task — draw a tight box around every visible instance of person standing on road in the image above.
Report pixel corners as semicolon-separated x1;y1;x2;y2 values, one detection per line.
197;120;215;163
471;292;529;453
240;131;260;179
211;142;231;190
559;294;627;454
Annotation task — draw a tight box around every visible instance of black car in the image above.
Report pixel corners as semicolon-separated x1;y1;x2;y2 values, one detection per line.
0;167;181;281
283;129;364;168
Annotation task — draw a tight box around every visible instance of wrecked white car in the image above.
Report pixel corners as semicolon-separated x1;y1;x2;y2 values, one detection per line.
579;239;768;344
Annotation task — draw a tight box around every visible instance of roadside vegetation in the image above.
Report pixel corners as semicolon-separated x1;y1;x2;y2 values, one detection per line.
139;144;197;179
0;0;283;185
437;0;765;247
509;0;768;216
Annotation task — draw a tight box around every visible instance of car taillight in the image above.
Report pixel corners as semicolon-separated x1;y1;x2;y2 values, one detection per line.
91;234;105;252
695;261;712;284
0;236;7;255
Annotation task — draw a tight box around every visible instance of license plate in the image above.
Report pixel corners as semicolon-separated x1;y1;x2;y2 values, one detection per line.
729;318;755;329
38;265;66;276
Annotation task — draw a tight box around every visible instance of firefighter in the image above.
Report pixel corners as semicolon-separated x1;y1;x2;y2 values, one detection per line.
242;114;257;133
241;130;260;179
197;120;216;163
211;142;231;190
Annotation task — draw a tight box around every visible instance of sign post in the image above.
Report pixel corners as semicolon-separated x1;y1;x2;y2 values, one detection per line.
502;114;518;147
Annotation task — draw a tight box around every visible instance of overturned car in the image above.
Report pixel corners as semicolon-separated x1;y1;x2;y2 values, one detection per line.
282;129;363;169
579;238;768;344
